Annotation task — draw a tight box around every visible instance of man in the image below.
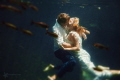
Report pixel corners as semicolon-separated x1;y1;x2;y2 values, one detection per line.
48;13;76;80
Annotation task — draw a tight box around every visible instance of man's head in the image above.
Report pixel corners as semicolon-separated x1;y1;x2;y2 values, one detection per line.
57;13;70;28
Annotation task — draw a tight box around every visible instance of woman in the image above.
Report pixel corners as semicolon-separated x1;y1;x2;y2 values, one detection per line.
61;17;120;80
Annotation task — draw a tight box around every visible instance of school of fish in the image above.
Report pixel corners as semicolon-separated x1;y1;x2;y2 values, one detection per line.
0;0;58;37
0;0;111;50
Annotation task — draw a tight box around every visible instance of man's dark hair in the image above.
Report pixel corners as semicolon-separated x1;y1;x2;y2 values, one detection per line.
57;13;70;25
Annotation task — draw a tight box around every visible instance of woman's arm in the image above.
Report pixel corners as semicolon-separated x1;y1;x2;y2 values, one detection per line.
62;33;80;51
61;33;74;48
62;42;73;48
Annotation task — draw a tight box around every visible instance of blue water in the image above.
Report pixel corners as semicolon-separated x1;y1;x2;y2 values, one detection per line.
0;0;120;80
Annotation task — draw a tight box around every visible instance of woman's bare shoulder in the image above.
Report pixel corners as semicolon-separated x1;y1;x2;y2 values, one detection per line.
69;31;75;36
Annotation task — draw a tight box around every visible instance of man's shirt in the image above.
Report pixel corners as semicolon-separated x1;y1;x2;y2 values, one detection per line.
53;19;67;51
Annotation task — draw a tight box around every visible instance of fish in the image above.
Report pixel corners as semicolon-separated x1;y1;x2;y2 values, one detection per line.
93;65;110;72
93;43;109;50
29;4;38;11
19;29;33;36
46;29;58;38
43;64;54;72
0;4;22;13
31;20;49;28
93;67;103;72
0;4;7;8
1;21;18;30
7;0;31;10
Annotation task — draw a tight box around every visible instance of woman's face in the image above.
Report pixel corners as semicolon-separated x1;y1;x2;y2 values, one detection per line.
68;17;79;31
73;17;79;25
69;18;75;24
67;18;75;31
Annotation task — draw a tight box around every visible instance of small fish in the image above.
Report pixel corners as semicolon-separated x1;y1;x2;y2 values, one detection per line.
93;65;110;72
46;29;58;38
93;67;103;72
0;5;7;8
7;0;31;10
19;29;33;36
1;21;18;30
0;4;22;13
93;43;109;50
7;0;31;5
31;20;49;28
29;4;38;11
43;64;54;72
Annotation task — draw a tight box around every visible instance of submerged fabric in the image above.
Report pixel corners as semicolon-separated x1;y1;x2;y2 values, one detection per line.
67;31;112;80
54;49;76;78
53;20;67;51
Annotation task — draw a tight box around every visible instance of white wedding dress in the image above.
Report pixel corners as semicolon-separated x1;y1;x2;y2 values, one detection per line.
66;31;112;80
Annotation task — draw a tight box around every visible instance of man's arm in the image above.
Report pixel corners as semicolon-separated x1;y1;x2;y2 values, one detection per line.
62;42;73;48
53;26;73;48
53;28;64;45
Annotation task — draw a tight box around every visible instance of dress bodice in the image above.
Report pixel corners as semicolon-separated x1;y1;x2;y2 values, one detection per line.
66;32;111;80
66;31;93;68
66;31;83;48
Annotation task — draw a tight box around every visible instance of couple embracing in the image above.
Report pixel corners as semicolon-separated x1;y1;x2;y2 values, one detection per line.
48;13;120;80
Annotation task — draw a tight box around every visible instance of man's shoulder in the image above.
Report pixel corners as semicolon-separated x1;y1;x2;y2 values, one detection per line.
53;24;62;30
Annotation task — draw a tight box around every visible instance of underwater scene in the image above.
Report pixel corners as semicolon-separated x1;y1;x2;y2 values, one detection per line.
0;0;120;80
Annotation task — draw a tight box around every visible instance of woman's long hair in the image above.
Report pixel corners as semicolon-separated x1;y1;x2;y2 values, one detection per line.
72;17;86;35
72;17;89;39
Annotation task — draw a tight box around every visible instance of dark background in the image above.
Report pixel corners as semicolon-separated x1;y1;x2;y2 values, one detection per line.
0;0;120;80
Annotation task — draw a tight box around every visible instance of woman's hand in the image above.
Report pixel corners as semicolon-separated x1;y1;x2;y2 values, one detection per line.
60;44;70;50
82;33;87;40
85;30;90;34
61;42;73;48
60;45;65;49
